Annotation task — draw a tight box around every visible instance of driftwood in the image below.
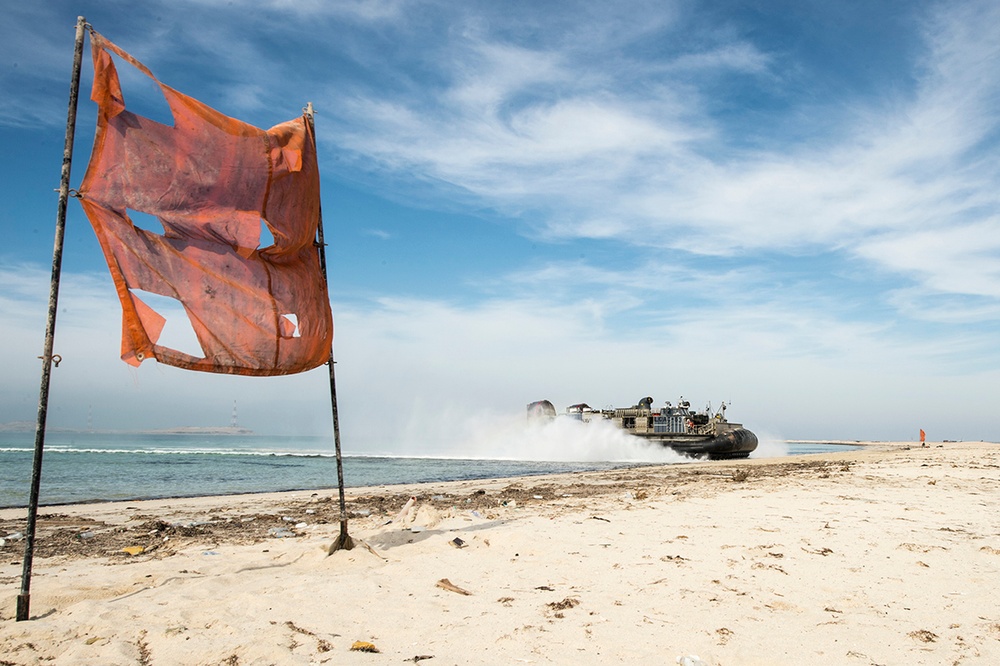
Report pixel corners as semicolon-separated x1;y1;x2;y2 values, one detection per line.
435;578;472;595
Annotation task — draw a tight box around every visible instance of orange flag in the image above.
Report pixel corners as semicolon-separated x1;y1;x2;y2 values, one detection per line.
919;429;926;443
77;32;332;375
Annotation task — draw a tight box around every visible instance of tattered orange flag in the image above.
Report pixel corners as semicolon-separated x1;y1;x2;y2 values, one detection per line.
77;31;332;376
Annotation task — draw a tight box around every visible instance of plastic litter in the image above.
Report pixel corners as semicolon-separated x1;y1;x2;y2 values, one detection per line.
172;520;210;528
677;656;706;666
78;531;95;539
450;537;466;548
122;546;145;556
268;528;294;538
389;496;417;525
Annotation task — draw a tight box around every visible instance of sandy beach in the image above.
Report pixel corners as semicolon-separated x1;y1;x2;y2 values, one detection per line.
2;440;998;665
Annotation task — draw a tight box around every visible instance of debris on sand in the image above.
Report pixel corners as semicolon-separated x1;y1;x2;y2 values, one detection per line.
547;597;579;611
908;629;938;643
436;578;472;595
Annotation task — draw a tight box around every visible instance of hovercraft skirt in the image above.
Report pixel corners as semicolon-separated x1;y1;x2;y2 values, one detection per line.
660;427;758;460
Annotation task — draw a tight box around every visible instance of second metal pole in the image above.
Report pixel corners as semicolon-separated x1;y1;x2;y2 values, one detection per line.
304;103;354;553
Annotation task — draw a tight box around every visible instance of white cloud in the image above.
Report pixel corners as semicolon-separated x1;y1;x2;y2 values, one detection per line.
253;0;406;21
321;0;1000;312
857;221;1000;302
4;253;997;445
447;41;568;111
331;293;996;444
668;42;772;74
363;228;393;240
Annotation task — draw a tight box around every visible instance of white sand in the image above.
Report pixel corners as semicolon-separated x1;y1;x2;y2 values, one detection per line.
2;441;999;665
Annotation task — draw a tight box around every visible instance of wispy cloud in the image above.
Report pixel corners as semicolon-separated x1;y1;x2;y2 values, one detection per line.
0;6;88;127
319;0;1000;313
362;228;393;240
872;221;1000;293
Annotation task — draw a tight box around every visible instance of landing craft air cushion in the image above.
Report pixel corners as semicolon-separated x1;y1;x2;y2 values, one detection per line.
527;396;758;460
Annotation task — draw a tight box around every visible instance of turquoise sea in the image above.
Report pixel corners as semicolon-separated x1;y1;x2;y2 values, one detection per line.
0;431;856;508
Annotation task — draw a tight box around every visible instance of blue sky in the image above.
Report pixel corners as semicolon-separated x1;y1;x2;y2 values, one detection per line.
1;0;998;452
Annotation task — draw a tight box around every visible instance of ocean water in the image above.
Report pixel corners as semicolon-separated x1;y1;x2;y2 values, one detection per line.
0;430;857;509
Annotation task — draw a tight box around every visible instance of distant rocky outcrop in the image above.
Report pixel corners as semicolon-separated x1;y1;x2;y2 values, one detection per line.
144;426;255;436
0;421;36;433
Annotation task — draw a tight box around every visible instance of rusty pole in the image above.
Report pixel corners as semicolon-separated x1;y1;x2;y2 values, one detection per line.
17;16;88;622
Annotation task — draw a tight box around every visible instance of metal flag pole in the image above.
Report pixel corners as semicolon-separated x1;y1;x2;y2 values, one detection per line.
304;102;355;553
17;15;88;622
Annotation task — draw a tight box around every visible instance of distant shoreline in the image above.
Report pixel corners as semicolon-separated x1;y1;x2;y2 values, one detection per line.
0;422;255;436
0;422;913;443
